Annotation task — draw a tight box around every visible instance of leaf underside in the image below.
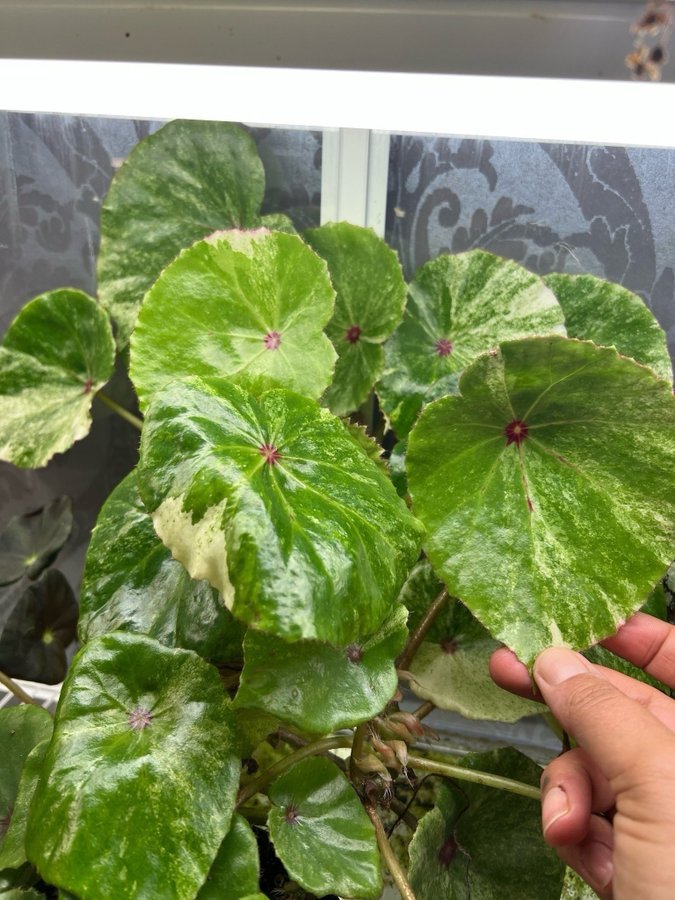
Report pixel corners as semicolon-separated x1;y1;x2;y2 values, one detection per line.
407;335;675;666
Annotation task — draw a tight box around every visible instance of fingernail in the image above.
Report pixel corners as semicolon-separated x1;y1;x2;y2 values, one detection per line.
582;839;613;889
534;647;597;688
542;785;569;835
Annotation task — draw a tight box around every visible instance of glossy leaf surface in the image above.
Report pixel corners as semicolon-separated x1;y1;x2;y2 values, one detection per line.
0;570;77;684
79;471;244;665
378;250;564;438
407;336;675;665
98;120;265;348
234;605;407;733
545;272;672;383
138;379;423;644
0;741;49;875
130;229;336;411
26;633;240;900
400;562;545;721
409;748;564;899
198;814;260;900
268;757;381;899
0;707;52;865
305;222;406;416
0;498;72;586
0;290;114;467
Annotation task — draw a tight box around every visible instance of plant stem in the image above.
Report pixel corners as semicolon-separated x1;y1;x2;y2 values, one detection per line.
236;735;353;807
413;701;435;721
349;722;370;781
96;391;143;431
0;670;46;710
238;804;270;827
397;588;449;670
407;754;541;801
364;800;417;900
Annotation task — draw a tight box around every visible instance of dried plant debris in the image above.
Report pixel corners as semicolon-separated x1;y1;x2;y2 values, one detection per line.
627;1;672;79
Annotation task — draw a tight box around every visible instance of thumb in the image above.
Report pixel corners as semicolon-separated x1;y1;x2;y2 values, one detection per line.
534;647;675;787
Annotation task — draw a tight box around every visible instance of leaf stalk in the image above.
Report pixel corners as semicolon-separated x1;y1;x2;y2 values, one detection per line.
364;800;417;900
407;754;541;801
96;391;143;431
236;735;352;806
0;670;47;711
397;588;449;670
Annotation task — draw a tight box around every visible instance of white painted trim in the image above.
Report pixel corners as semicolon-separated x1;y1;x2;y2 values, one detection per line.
2;61;675;149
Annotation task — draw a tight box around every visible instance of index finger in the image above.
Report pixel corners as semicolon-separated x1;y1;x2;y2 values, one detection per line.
601;612;675;689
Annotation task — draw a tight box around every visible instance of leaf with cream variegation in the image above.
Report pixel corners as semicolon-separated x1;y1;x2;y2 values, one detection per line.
407;335;675;666
137;378;423;645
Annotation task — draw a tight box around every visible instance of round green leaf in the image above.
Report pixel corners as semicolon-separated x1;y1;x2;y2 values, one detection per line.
198;814;260;900
98;120;265;349
408;747;564;900
0;570;77;684
0;498;73;586
400;562;545;722
0;707;52;863
234;605;407;733
26;632;240;900
304;223;406;416
130;229;337;412
560;867;596;899
377;250;565;439
0;290;115;468
137;379;423;645
0;740;50;875
268;757;382;900
407;335;675;666
545;272;672;383
79;471;245;665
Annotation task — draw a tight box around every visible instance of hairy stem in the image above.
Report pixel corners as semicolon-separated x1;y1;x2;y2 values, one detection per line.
96;392;143;431
407;754;541;801
236;735;352;806
0;670;46;710
364;801;417;900
397;588;449;670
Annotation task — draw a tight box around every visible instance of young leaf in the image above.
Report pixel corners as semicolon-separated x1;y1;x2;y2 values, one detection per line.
268;757;382;899
0;707;52;864
197;814;260;900
0;740;50;875
130;229;337;412
0;570;77;684
407;335;675;666
234;605;408;733
98;120;266;348
544;272;672;383
79;471;245;665
304;222;407;416
377;250;565;439
26;633;240;900
408;747;564;899
400;562;545;721
137;379;423;645
0;289;115;468
0;498;73;586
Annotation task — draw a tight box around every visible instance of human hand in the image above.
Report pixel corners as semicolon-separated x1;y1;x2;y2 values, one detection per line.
489;612;675;899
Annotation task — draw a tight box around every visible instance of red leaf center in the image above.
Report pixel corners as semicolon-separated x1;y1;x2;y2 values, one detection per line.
504;419;529;446
259;443;282;465
435;338;453;357
346;325;362;344
264;331;281;350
